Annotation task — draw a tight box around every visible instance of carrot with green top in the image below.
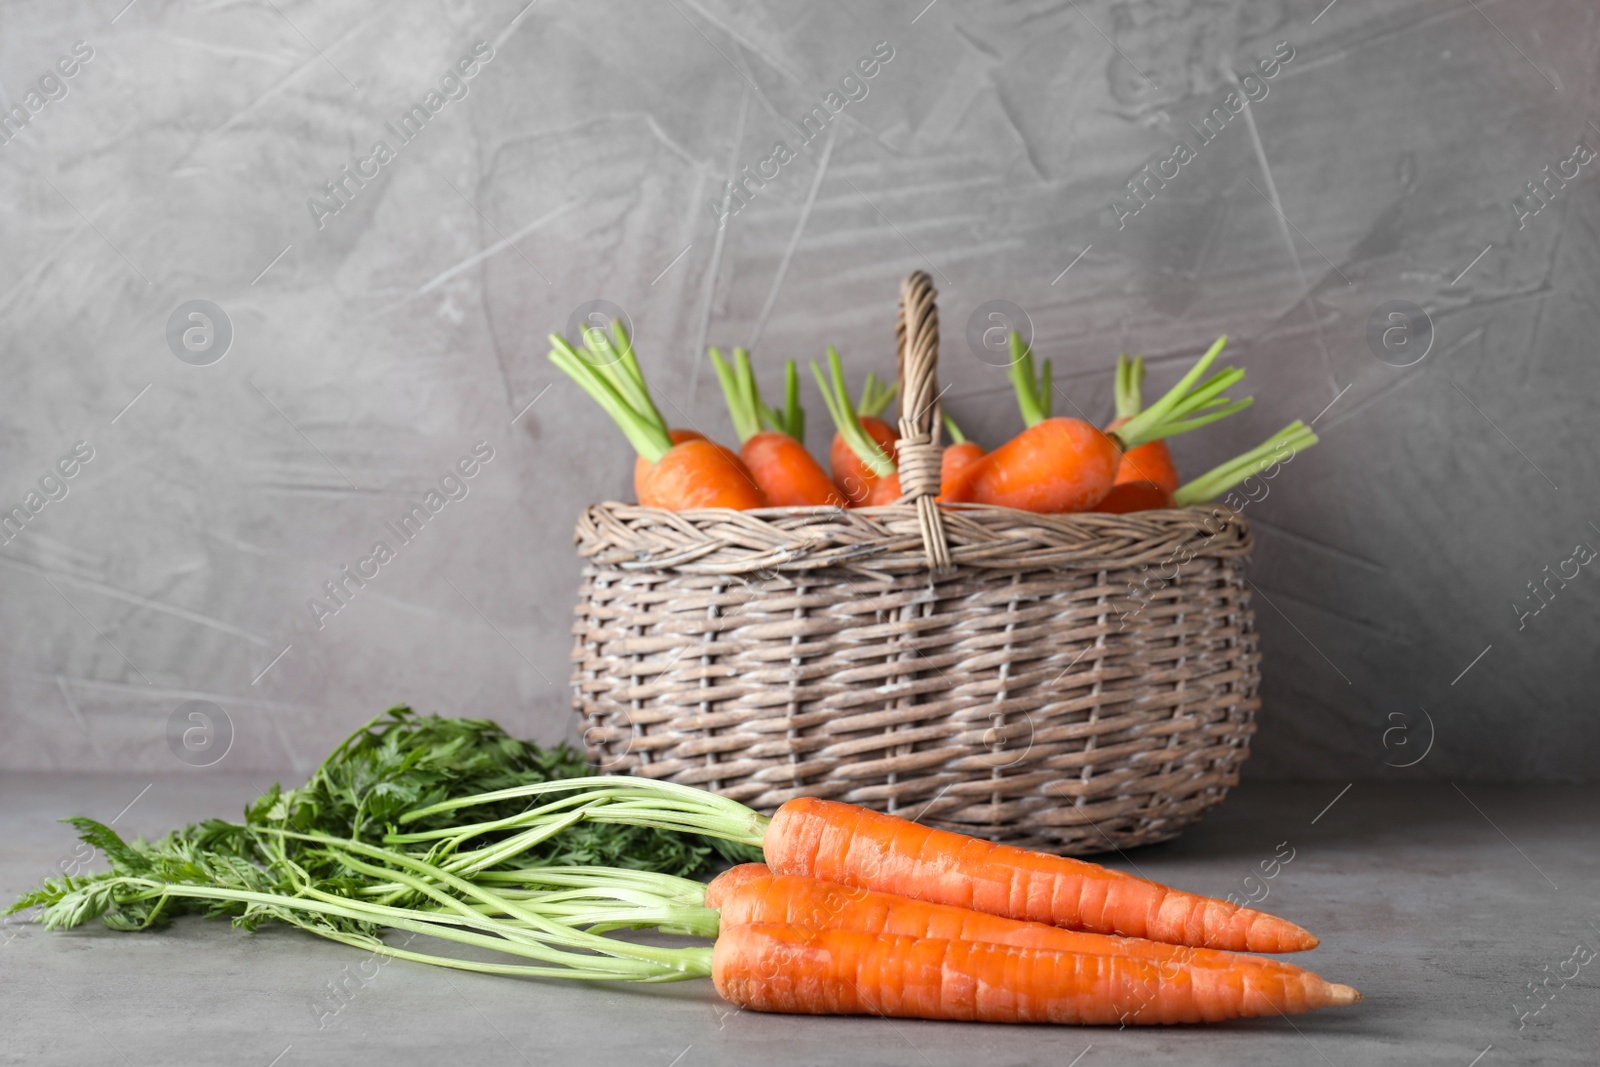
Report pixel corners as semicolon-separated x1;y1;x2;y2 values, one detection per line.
1107;352;1181;490
816;355;898;505
814;348;898;506
710;347;842;507
395;779;1320;954
956;335;1253;513
549;322;766;510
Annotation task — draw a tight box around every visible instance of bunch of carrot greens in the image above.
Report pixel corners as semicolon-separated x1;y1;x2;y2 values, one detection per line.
549;322;1316;514
16;710;1358;1026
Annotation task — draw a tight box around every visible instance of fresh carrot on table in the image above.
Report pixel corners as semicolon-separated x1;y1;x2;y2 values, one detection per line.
395;779;1320;954
954;334;1253;513
710;347;842;507
715;923;1356;1024
707;864;1344;997
813;348;898;505
549;323;767;511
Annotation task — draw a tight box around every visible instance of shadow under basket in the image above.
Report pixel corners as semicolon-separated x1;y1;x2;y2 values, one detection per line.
569;273;1260;855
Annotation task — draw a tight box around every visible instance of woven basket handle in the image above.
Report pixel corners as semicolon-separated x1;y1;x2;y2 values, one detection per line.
894;272;952;573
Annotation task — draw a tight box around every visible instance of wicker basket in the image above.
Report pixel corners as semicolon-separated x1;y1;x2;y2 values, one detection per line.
571;273;1260;854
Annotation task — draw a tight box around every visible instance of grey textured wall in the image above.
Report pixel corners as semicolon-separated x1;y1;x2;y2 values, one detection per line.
2;0;1595;781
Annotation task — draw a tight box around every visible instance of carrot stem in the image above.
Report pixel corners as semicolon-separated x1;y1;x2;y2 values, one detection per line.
709;346;763;443
1114;336;1253;450
1007;332;1051;427
857;371;898;418
548;326;673;463
943;413;968;445
1171;421;1319;506
1113;353;1144;421
761;360;805;441
812;348;895;477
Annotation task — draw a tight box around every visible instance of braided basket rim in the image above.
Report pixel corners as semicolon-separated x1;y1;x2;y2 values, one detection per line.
574;500;1252;577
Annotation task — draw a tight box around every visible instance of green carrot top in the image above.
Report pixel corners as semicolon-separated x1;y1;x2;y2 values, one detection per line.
709;347;805;444
549;321;673;463
1112;336;1253;451
1172;420;1318;507
812;347;895;476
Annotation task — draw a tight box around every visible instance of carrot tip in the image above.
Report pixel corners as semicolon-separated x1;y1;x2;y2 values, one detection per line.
1330;984;1362;1006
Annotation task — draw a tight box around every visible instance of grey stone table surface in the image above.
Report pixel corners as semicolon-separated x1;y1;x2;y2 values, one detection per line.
2;774;1596;1067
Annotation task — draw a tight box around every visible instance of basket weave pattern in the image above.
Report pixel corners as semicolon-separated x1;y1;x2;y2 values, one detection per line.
573;505;1259;854
570;274;1260;854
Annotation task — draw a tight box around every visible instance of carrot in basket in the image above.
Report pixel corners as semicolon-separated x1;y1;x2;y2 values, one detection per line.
938;413;987;501
634;428;704;488
713;924;1358;1024
710;347;842;507
549;323;767;510
1106;352;1180;491
814;348;898;505
960;335;1253;513
1095;422;1320;513
762;796;1318;953
819;356;898;504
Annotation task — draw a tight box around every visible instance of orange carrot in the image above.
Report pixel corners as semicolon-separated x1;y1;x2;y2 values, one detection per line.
814;349;898;505
549;323;766;511
863;413;985;505
1092;479;1173;513
762;796;1317;953
964;335;1252;513
710;348;842;507
713;924;1358;1024
711;865;1327;989
634;428;704;497
637;438;768;510
938;414;987;502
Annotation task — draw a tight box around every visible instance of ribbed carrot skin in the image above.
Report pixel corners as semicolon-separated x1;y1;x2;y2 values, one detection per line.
637;438;767;510
711;867;1325;987
712;924;1356;1024
829;417;898;506
740;432;843;507
763;797;1317;953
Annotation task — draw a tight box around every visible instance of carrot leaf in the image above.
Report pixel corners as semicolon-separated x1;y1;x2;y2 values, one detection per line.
942;412;968;445
812;347;895;476
1172;421;1319;506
